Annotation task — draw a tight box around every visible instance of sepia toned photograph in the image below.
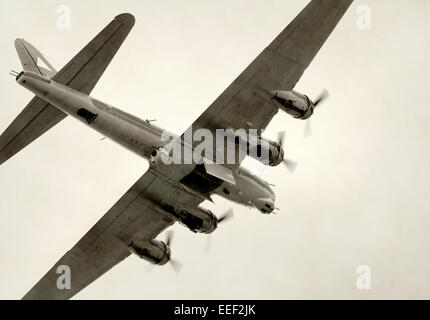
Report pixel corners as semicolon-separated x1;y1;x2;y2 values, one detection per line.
0;0;429;310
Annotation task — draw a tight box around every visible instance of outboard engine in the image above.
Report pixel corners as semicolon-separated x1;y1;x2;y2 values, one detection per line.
271;90;314;120
128;239;171;265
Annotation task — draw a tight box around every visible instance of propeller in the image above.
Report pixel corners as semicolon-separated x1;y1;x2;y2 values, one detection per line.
303;119;312;139
169;258;182;274
165;230;174;247
217;208;233;224
283;158;298;173
313;89;329;107
165;231;182;273
144;230;182;273
277;131;285;149
204;208;234;252
203;235;212;253
277;131;298;173
304;89;329;138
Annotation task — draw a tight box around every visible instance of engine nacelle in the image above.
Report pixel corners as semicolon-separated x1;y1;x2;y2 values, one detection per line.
246;137;284;166
229;129;284;167
261;138;284;167
128;239;171;265
159;204;218;234
271;90;314;120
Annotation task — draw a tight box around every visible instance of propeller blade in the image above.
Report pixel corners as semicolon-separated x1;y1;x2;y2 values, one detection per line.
165;230;174;247
203;208;233;252
145;263;154;273
276;131;298;172
203;234;212;253
169;258;183;274
313;89;329;107
303;119;312;138
217;208;233;223
283;158;298;173
277;131;286;148
204;209;233;253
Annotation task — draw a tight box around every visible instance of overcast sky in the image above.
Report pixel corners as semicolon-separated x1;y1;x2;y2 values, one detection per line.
1;0;430;299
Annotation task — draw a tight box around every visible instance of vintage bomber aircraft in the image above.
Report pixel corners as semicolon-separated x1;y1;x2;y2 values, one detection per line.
0;0;353;299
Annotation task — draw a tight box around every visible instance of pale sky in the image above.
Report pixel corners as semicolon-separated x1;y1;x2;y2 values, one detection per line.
1;0;430;299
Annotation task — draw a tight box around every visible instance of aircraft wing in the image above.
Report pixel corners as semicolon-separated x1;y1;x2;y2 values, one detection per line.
23;168;203;300
183;0;352;147
52;13;135;94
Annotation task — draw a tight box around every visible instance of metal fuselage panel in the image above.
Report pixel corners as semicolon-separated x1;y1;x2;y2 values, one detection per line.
18;72;166;160
17;71;275;212
214;168;275;213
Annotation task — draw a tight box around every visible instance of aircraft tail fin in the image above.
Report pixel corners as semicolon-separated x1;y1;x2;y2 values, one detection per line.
15;39;57;77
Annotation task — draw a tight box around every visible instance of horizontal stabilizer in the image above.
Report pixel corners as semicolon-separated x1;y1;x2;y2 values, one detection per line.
0;97;66;165
52;13;135;95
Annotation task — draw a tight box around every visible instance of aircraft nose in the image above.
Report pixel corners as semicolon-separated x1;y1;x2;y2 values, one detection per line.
254;198;275;214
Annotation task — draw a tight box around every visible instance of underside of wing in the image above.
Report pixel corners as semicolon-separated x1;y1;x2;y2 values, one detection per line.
0;14;135;166
187;0;353;134
23;168;204;300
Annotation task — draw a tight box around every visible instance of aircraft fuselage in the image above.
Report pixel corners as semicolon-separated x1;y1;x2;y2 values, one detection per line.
17;71;275;214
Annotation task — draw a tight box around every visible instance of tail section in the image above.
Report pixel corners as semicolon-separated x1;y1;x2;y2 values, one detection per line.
52;13;135;95
15;39;57;77
0;13;135;165
0;40;65;166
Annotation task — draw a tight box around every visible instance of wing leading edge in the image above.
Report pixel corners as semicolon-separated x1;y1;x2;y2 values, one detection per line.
21;2;354;299
183;0;353;143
